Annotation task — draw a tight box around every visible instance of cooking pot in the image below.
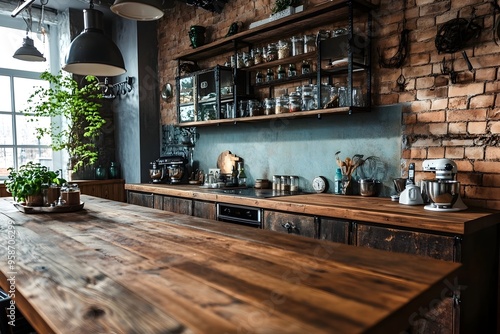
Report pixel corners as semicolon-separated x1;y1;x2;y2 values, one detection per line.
359;179;379;197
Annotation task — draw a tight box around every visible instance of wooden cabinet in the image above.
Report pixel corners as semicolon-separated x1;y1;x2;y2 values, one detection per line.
73;179;126;202
127;191;154;208
263;210;318;238
319;218;351;244
157;195;193;215
193;200;216;220
355;223;458;261
128;191;217;220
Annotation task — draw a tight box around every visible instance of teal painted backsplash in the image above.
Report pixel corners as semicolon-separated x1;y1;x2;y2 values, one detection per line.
185;105;401;196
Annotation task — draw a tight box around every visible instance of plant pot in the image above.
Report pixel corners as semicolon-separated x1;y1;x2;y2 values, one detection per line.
26;194;44;207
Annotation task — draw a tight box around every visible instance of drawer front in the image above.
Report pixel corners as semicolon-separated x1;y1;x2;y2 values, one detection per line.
193;200;216;220
263;211;317;238
319;218;351;244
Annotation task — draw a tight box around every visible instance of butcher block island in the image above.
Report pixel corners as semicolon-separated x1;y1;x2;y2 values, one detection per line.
0;196;462;334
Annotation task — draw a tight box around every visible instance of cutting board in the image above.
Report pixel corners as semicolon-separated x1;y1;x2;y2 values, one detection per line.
217;150;240;174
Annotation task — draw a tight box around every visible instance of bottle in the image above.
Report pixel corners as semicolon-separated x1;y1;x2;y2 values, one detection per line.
288;63;297;77
277;65;286;80
334;168;342;194
231;165;238;185
406;163;415;186
266;68;274;82
256;71;264;84
237;162;247;187
301;60;311;74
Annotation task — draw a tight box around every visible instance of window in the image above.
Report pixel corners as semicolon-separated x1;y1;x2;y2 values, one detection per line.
0;15;59;179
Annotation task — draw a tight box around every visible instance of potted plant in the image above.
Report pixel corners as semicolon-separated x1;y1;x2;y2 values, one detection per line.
22;71;106;175
6;162;66;206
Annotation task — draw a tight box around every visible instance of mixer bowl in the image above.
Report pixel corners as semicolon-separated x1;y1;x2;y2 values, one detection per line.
149;168;164;182
427;180;460;208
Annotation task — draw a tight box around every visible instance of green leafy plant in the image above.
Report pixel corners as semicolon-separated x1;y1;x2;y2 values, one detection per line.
6;162;66;203
23;71;105;171
271;0;300;14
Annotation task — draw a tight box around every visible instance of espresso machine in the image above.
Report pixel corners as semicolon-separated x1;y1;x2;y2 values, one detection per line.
149;156;188;184
422;158;467;211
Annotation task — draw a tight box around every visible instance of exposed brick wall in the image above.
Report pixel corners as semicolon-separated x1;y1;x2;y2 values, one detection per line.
157;0;500;209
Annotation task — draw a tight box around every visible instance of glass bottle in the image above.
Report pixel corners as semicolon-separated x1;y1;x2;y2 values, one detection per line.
266;68;274;82
237;162;247;187
109;162;120;179
256;71;264;84
301;60;311;74
277;64;286;80
288;63;297;77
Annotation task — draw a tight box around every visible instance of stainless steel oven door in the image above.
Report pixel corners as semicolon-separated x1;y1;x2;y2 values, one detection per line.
216;203;262;228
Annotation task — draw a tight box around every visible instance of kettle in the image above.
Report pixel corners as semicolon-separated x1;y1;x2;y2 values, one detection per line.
399;184;424;205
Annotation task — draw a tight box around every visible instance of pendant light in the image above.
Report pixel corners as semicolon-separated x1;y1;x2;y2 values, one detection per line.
12;4;46;62
110;0;164;21
63;0;126;77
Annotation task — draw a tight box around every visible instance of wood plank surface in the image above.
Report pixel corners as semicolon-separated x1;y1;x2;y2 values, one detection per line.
0;196;461;334
125;183;500;235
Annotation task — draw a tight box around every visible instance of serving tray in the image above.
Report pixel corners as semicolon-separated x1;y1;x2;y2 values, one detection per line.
13;202;85;214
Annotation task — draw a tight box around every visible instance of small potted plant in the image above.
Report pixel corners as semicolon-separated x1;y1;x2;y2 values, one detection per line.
6;162;66;206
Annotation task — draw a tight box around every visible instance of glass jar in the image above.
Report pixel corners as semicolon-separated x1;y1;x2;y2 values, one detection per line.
266;43;278;62
248;99;261;116
291;35;304;56
254;49;263;65
275;95;288;114
60;183;80;206
304;34;316;53
95;165;107;179
301;60;311;74
290;175;299;192
237;53;244;68
277;65;286;80
281;175;291;191
288;63;297;77
244;51;254;67
272;175;281;190
266;68;274;82
289;92;301;112
263;98;275;115
277;39;290;59
256;71;264;84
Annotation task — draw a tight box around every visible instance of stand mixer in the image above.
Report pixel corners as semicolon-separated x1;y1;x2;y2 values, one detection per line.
422;158;467;212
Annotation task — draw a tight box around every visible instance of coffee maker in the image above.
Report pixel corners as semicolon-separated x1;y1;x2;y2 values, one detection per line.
153;155;188;184
422;159;467;211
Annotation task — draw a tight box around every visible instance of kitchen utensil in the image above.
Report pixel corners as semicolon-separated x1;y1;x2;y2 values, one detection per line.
359;179;379;197
399;184;423;205
393;178;406;194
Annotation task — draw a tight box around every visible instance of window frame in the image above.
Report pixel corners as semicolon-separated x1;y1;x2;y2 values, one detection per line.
0;13;62;180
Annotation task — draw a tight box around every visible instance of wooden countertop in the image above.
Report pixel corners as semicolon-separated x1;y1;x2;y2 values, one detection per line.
0;196;461;334
125;183;500;235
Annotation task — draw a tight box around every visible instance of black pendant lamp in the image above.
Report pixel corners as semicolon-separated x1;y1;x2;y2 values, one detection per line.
13;36;46;62
63;1;126;77
110;0;164;21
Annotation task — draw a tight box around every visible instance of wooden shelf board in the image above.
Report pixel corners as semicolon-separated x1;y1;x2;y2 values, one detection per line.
177;106;369;127
174;0;377;62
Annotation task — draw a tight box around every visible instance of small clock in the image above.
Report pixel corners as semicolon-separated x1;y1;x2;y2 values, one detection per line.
312;176;328;193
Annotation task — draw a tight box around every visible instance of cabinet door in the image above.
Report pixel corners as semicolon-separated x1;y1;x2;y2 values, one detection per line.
127;191;154;208
263;211;318;238
355;223;457;262
161;196;192;215
409;296;459;334
193;200;216;220
319;218;350;244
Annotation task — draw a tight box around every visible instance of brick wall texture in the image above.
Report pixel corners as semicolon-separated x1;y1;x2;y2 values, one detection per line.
157;0;500;209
